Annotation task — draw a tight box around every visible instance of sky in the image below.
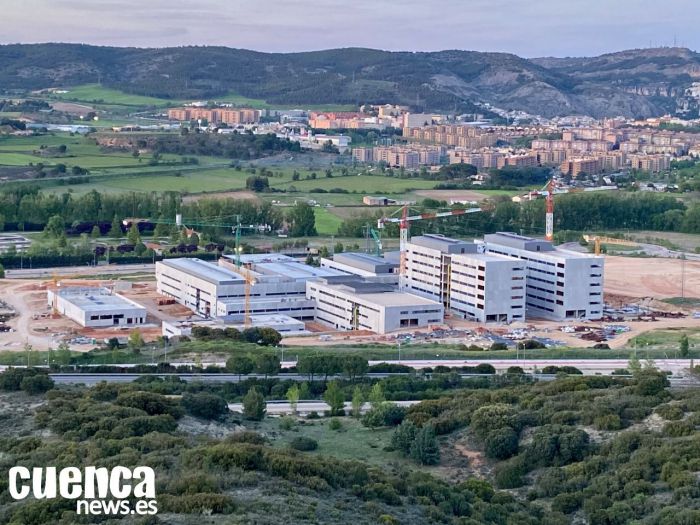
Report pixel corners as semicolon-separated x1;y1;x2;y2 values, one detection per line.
1;0;698;57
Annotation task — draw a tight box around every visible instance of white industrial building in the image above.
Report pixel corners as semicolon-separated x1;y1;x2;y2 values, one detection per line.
156;255;346;321
47;287;147;328
306;276;444;334
484;232;604;321
320;252;400;285
450;253;526;323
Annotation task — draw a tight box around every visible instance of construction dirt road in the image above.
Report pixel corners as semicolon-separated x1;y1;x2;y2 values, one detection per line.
603;256;700;299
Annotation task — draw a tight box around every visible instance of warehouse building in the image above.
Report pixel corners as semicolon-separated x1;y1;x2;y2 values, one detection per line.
306;276;444;334
47;287;147;328
449;253;526;323
484;232;604;321
320;252;400;284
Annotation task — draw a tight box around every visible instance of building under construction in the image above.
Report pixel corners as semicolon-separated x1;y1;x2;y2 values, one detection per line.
47;287;147;328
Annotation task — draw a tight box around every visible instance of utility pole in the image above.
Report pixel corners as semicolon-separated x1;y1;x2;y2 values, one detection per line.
680;252;686;299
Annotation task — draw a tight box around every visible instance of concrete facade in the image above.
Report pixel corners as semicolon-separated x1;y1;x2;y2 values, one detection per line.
449;253;526;322
48;287;146;328
306;277;443;334
484;232;604;321
320;252;399;285
404;234;478;308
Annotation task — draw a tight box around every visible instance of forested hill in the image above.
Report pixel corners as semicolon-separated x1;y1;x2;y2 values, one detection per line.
1;43;699;118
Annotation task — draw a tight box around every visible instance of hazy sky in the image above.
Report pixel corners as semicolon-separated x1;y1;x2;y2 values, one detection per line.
1;0;698;57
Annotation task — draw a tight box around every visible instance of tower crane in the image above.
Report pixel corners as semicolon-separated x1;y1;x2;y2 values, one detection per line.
377;205;483;290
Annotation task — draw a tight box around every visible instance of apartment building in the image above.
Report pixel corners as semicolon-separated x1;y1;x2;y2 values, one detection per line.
560;157;604;177
484;232;604;321
449;253;526;323
306;277;443;334
167;107;261;125
628;154;672;172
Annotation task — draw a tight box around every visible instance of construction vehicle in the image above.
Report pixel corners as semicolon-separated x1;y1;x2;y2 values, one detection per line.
377;205;482;290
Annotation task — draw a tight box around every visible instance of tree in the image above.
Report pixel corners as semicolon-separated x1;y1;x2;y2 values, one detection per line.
245;176;270;192
254;354;280;378
351;386;364;418
243;387;266;421
0;263;4;279
369;383;385;409
334;242;344;253
343;355;368;381
109;215;122;239
299;381;311;401
391;420;417;456
127;222;141;245
680;334;690;358
286;384;300;415
289;202;317;237
43;214;65;239
323;381;345;416
226;355;254;379
410;426;440;465
628;353;642;377
128;330;144;351
55;341;71;366
90;225;101;238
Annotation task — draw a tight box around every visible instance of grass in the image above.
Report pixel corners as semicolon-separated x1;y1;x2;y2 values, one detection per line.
663;297;700;308
254;417;400;466
314;208;344;235
53;84;177;107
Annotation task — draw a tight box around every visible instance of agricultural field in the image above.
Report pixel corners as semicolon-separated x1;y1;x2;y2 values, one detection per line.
313;207;345;235
50;84;179;107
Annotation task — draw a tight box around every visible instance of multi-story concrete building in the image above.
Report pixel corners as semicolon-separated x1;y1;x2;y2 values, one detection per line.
403;235;477;308
484;232;604;321
48;287;147;328
320;252;400;285
449;253;526;323
560;157;604;177
306;277;444;334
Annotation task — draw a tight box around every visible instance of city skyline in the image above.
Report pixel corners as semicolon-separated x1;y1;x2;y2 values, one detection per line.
1;0;698;57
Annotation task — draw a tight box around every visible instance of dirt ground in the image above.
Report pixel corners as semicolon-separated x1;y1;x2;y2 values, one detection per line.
182;191;260;203
603;256;700;299
414;190;491;202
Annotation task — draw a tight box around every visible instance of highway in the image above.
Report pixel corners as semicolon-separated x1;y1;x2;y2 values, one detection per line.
228;400;420;416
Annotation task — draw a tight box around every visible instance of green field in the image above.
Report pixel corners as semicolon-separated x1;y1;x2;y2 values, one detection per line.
314;207;344;235
53;84;177;107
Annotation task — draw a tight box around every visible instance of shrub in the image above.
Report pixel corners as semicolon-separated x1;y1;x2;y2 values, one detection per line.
181;392;229;420
410;426;440;465
159;493;235;513
243;387;266;421
594;414;622;431
20;374;54;395
328;418;342;431
391;420;417;456
494;457;526;488
485;427;519;460
470;404;517;440
655;404;684;421
116;391;183;418
551;492;582;514
289;436;318;451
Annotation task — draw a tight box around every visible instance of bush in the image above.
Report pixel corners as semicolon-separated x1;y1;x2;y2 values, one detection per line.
391;420;417;456
328;418;342;431
362;403;406;428
20;374;54;395
551;492;582;514
289;436;318;451
182;392;229;420
655;404;684;421
490;342;508;351
485;427;519;460
470;404;517;440
116;391;183;418
494;457;526;488
243;387;266;421
410;426;440;465
594;414;622;431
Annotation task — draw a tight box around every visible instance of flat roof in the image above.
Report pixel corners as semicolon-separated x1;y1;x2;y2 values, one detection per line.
409;234;478;254
347;291;442;308
452;252;523;263
56;288;145;312
314;279;442;308
255;261;345;280
332;252;398;273
159;258;245;285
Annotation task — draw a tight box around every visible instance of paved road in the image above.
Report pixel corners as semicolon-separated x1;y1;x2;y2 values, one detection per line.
228;400;420;416
6;263;155;279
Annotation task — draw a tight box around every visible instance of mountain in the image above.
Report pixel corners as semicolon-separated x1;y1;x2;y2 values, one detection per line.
1;43;699;118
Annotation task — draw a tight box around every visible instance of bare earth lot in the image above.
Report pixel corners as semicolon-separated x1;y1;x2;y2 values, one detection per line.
603;256;699;299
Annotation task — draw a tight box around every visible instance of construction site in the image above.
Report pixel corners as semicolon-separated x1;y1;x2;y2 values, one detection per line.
0;184;698;353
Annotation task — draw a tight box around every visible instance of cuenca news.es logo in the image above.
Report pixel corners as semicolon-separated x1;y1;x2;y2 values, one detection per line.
8;466;158;516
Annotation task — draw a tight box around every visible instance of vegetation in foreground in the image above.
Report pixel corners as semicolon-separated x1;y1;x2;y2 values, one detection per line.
0;364;698;524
